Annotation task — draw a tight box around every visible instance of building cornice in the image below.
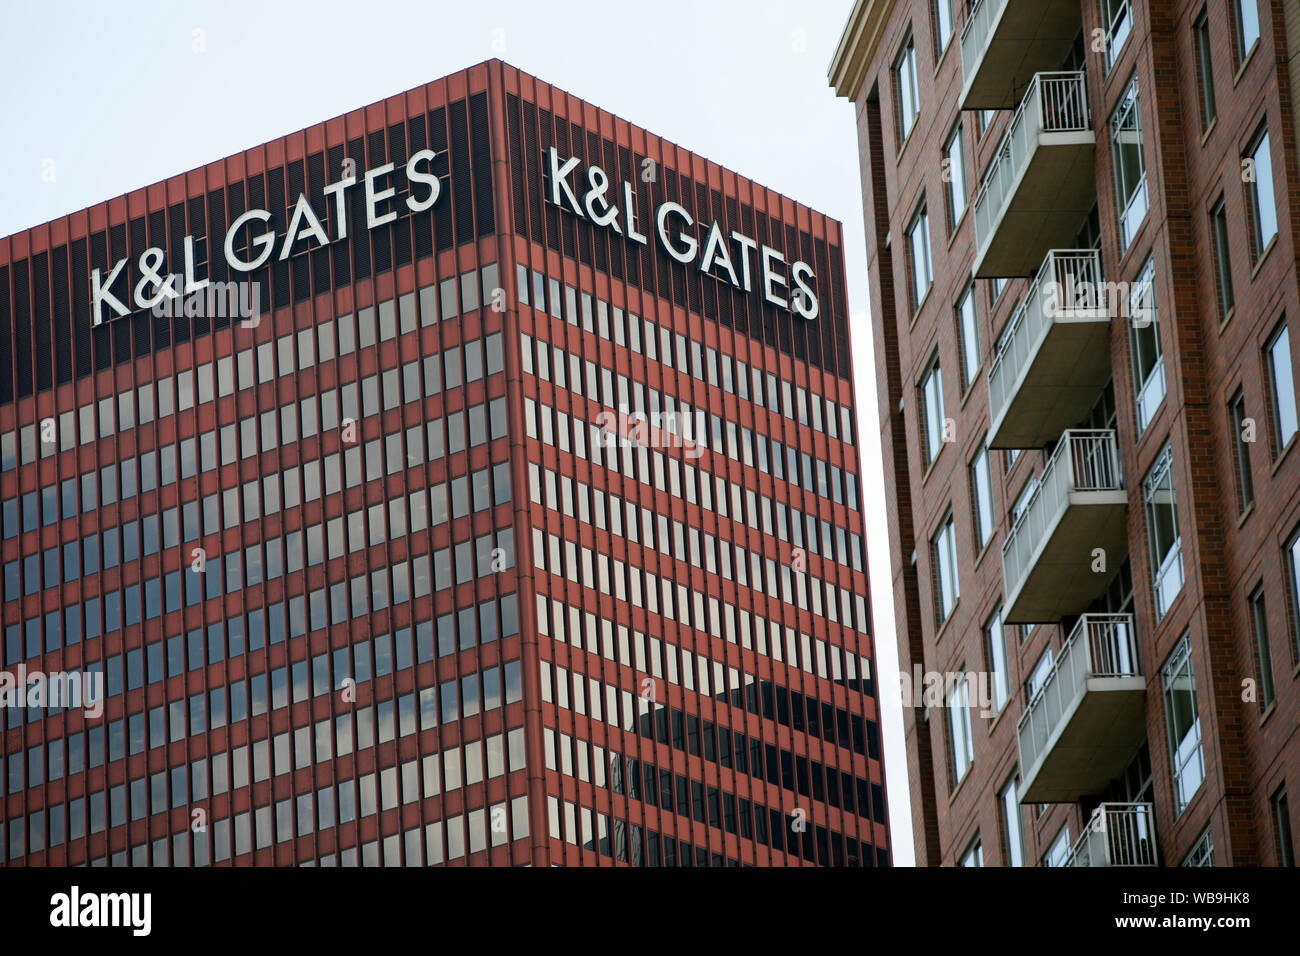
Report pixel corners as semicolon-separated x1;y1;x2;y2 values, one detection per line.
828;0;896;100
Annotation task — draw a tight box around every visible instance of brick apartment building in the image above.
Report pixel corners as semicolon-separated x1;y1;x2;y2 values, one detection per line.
832;0;1300;865
0;60;888;866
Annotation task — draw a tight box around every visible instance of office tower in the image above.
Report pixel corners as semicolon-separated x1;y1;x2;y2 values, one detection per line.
0;59;888;866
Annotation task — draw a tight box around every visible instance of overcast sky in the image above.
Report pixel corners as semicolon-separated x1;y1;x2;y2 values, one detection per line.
0;0;913;865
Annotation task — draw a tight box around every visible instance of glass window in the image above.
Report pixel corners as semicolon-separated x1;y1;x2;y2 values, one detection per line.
1249;585;1275;711
946;676;973;786
895;35;919;142
1025;647;1054;703
1042;826;1071;867
956;284;978;391
933;0;953;52
1211;197;1234;319
1129;258;1164;432
932;511;959;624
1245;126;1277;261
1000;776;1024;866
1111;76;1147;250
1285;526;1300;661
1265;323;1297;453
1144;446;1183;620
1162;634;1204;815
970;441;994;550
907;203;932;311
920;353;945;467
1273;788;1294;867
1229;389;1254;513
985;606;1009;713
1232;0;1260;66
1182;828;1214;867
943;123;966;228
1194;10;1216;130
1101;0;1131;71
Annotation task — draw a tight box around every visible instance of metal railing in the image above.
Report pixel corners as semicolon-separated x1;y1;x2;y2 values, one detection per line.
1066;803;1157;866
1001;429;1123;602
959;0;1002;91
988;249;1105;426
1017;613;1140;776
973;71;1091;256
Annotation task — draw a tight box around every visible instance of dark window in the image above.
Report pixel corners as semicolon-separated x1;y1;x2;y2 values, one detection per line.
1229;389;1254;512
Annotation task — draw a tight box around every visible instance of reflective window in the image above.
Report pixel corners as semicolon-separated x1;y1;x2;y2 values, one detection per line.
1162;634;1204;815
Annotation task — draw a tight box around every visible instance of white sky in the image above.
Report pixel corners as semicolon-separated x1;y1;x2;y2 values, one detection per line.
0;0;913;865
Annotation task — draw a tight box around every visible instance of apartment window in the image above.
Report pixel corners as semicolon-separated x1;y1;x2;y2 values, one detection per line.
1228;390;1254;512
1193;10;1216;130
1128;258;1163;432
1025;647;1053;703
1042;825;1071;867
1144;446;1183;620
1162;634;1205;815
985;606;1009;713
1182;827;1214;866
920;353;945;467
1245;126;1278;261
1009;472;1039;527
976;109;994;141
1110;76;1147;250
907;203;933;312
947;675;973;786
895;35;919;143
1249;586;1275;711
956;284;979;390
970;442;994;550
960;836;982;867
1210;197;1234;319
932;512;959;624
1232;0;1260;67
933;0;954;54
1286;527;1300;659
943;124;967;228
1274;788;1294;866
1100;0;1131;70
1000;776;1025;866
1265;322;1298;453
989;275;1006;307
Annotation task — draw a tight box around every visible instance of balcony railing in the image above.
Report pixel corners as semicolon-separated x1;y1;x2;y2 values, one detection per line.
974;71;1089;246
959;0;1086;109
1066;803;1158;867
1002;430;1122;603
988;249;1106;445
1017;614;1140;777
960;0;1001;90
972;71;1094;277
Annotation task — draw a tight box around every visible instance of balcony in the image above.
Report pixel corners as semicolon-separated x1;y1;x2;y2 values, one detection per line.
959;0;1087;110
1065;803;1158;867
972;72;1096;279
1002;430;1128;624
988;250;1112;450
1017;615;1147;802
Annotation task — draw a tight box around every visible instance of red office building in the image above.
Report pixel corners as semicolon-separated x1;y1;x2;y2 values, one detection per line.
0;60;887;866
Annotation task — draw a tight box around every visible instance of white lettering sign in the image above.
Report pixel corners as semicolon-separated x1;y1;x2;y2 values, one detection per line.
91;150;443;326
545;148;819;320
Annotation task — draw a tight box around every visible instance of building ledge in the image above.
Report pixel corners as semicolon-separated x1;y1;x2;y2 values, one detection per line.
829;0;897;100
